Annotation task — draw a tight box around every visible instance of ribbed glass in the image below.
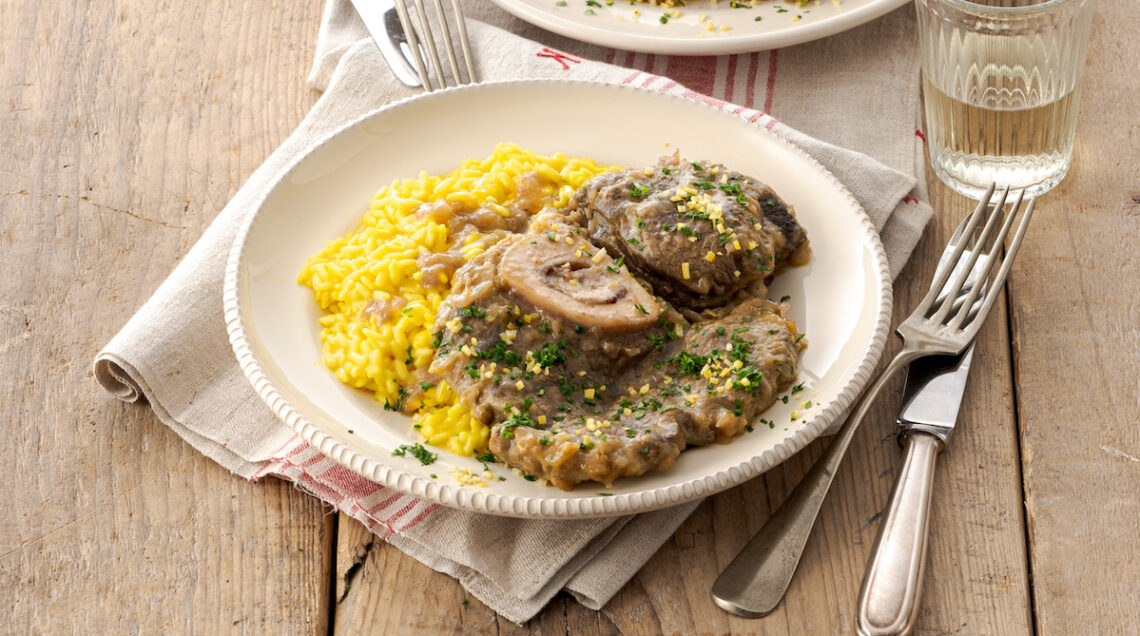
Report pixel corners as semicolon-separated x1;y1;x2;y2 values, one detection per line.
916;0;1095;199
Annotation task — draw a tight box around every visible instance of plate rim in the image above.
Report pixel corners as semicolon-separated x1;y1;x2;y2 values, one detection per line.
223;78;893;519
484;0;911;55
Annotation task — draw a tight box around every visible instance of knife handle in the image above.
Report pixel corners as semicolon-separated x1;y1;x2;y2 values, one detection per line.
856;431;942;636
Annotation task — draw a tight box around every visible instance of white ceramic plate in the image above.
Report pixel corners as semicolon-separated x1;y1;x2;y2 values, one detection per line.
486;0;909;55
224;80;891;518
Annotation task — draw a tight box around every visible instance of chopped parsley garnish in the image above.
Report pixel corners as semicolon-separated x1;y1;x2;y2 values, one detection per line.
731;340;753;363
499;412;537;440
734;365;765;388
533;340;568;368
628;182;650;198
459;305;487;319
392;443;437;465
671;351;709;374
633;303;650;315
477;340;522;367
474;450;496;463
718;182;749;206
382;388;409;412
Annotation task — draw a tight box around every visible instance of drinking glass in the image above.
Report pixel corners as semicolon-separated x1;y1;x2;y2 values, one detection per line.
916;0;1095;199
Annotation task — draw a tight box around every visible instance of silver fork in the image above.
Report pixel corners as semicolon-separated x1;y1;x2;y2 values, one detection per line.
350;0;476;91
711;185;1036;618
393;0;476;91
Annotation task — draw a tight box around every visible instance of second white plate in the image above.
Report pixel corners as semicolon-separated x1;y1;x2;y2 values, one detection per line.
487;0;910;55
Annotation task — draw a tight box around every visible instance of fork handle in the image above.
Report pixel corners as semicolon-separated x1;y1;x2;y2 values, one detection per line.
856;431;942;636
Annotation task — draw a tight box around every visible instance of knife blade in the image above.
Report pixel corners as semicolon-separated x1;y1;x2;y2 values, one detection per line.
349;0;423;87
854;344;975;636
896;343;974;442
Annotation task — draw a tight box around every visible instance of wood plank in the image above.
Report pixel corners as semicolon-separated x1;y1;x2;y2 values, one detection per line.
333;525;471;633
332;512;622;634
1007;1;1140;632
0;0;329;632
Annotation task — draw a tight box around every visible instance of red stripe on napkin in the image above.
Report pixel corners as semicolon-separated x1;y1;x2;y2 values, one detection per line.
724;55;739;103
665;56;715;96
745;53;760;107
764;50;778;116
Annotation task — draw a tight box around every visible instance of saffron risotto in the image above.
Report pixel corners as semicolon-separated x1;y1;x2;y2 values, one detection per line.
297;144;617;456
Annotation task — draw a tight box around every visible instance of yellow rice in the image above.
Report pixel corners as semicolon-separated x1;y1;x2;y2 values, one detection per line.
297;143;617;456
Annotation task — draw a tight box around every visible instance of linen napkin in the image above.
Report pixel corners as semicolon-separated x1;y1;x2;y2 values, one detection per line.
94;0;931;623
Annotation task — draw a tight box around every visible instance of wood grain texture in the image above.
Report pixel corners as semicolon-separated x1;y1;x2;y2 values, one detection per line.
4;0;1139;633
0;0;329;632
1006;1;1140;633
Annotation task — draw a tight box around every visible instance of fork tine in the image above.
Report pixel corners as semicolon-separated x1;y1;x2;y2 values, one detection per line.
429;0;463;84
413;0;448;88
948;190;1025;329
916;183;996;315
395;0;433;91
451;0;477;83
966;195;1036;332
928;185;1009;323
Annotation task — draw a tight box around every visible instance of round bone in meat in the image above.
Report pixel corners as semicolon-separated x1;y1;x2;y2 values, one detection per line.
499;235;660;334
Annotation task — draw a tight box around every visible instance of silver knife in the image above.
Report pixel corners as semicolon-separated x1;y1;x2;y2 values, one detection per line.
854;344;975;636
349;0;422;87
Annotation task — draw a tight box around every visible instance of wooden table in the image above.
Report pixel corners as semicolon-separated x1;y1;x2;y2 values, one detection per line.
3;1;1137;633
